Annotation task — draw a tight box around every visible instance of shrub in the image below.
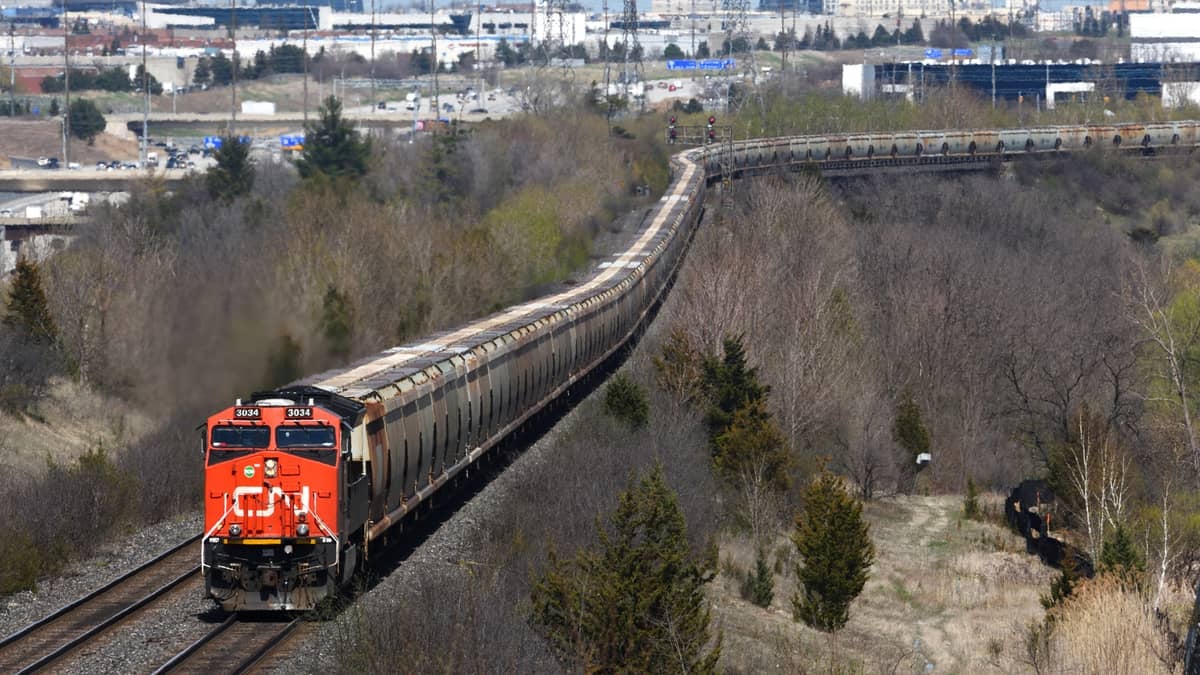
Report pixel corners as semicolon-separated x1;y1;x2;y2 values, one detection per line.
603;372;649;430
0;530;44;595
963;477;981;520
741;548;775;608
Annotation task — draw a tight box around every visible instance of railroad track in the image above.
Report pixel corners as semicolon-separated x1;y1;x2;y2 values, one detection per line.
153;614;302;674
0;536;201;673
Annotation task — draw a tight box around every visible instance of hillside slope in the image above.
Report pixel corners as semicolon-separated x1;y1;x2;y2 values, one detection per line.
713;494;1057;673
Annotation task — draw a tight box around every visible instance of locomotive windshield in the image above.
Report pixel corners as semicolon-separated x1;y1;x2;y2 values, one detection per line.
208;425;269;464
276;425;336;448
211;425;270;447
275;424;338;465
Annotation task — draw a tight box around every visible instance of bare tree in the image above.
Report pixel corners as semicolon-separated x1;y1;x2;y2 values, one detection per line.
1126;255;1200;477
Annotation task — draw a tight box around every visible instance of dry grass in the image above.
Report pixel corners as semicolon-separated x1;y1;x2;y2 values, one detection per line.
0;119;139;167
711;493;1059;673
1049;576;1181;675
0;376;153;476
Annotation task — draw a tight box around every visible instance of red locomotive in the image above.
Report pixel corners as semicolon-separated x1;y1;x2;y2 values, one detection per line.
202;388;368;611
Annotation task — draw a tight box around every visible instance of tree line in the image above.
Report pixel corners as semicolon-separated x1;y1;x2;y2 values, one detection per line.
41;65;162;95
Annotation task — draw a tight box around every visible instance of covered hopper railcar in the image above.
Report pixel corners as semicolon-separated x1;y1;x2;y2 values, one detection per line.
713;121;1200;175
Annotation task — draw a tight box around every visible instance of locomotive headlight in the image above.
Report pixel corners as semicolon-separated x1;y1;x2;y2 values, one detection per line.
229;524;242;537
297;523;309;537
264;458;278;478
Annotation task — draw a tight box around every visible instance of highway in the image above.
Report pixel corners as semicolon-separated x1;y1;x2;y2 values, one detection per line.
0;168;193;193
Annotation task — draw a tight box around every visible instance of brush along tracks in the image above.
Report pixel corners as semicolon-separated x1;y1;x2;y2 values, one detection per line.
0;536;201;674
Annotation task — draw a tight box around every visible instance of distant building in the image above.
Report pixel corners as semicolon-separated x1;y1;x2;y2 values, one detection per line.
851;61;1200;105
1131;12;1200;61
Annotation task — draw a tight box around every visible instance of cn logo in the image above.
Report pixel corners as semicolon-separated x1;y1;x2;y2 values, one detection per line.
232;485;310;518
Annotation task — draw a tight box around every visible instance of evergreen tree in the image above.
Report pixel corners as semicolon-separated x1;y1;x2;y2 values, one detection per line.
713;398;790;492
893;392;930;492
68;99;106;144
135;64;163;95
210;52;233;86
1099;523;1144;584
702;334;769;447
603;372;649;430
3;257;57;345
206;135;254;202
963;477;981;520
48;98;60;118
741;548;775;608
792;471;875;632
1041;549;1080;611
530;463;721;672
893;392;930;462
319;284;355;361
193;57;212;87
296;96;372;180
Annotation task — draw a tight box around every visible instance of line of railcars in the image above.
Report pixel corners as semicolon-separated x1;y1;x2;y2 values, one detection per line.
201;121;1197;611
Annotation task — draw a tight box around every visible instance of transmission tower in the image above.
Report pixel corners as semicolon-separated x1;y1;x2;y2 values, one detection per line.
721;0;763;115
620;0;644;107
540;0;575;79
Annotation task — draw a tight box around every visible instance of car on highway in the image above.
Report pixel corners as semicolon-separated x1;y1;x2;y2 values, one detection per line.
0;209;12;218
469;108;488;114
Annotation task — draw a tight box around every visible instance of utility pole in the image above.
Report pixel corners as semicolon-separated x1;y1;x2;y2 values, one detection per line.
141;0;149;167
476;0;484;106
230;0;238;134
8;22;15;118
303;1;309;127
370;0;376;110
431;0;439;117
62;0;69;166
780;0;786;73
690;0;695;57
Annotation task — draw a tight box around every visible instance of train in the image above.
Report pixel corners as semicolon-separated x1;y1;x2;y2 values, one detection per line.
703;121;1200;176
200;121;1195;611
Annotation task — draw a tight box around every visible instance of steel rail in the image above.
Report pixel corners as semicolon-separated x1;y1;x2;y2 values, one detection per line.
13;566;199;674
0;534;200;649
152;615;302;674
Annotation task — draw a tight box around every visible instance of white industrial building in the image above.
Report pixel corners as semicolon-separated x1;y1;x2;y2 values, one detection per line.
1131;11;1200;62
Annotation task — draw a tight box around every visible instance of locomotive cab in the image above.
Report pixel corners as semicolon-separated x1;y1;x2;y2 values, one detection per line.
201;387;367;612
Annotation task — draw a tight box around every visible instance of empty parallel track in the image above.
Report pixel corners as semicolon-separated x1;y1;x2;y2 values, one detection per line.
0;536;200;673
153;614;302;674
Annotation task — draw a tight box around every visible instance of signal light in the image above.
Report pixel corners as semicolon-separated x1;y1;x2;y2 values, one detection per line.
668;116;677;144
669;116;677;125
708;116;716;126
707;116;716;144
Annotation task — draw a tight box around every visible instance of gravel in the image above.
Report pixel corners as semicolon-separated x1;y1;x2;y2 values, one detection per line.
0;512;203;642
